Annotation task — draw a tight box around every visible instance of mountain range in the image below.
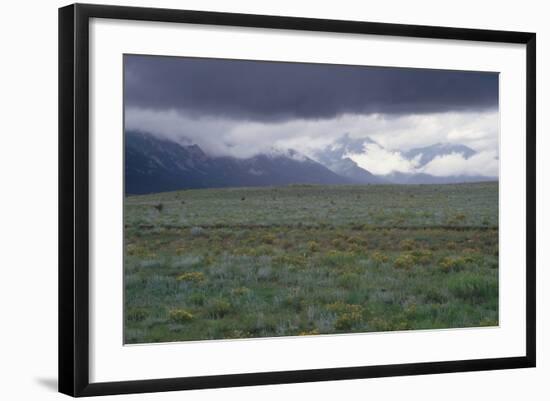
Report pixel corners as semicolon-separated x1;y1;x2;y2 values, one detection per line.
125;131;497;195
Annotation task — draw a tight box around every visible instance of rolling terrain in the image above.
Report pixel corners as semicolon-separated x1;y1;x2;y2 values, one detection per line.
124;182;499;343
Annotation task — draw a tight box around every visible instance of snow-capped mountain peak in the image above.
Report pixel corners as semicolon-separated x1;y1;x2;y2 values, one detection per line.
262;147;310;162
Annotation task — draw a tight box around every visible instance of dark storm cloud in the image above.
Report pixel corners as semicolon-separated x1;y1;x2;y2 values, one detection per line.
124;54;499;122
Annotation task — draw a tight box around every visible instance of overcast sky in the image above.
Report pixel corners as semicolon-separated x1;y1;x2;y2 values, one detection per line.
124;54;499;176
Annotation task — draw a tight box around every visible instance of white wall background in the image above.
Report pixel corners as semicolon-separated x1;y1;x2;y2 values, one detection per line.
0;0;546;399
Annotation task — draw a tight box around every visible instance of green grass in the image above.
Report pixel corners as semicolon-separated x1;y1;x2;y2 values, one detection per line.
124;182;499;343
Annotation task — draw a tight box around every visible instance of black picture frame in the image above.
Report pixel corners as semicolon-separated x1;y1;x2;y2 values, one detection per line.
59;3;536;397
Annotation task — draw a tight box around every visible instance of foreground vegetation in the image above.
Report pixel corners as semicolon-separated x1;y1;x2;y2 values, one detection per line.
124;182;498;343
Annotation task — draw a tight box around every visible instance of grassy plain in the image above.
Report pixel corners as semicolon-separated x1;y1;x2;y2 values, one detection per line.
124;182;498;343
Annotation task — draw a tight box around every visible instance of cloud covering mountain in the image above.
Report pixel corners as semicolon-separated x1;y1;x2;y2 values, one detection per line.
315;134;497;182
125;131;497;194
125;132;354;194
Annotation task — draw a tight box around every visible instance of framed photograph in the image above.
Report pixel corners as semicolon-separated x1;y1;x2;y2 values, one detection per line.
59;3;536;397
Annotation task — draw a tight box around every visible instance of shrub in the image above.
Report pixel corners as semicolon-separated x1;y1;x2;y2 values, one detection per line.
153;203;163;212
370;251;389;264
348;236;365;245
190;226;205;237
326;249;342;258
334;311;363;330
262;233;277;244
274;254;307;268
206;299;232;318
326;301;362;314
394;253;416;270
283;293;304;312
409;249;433;264
423;288;446;304
234;247;257;256
231;287;251;296
331;238;345;250
454;213;466;221
126;307;148;322
176;271;206;283
347;236;367;251
299;328;320;336
322;250;355;268
447;213;466;225
399;239;416;251
447;241;457;250
126;244;150;257
307;241;320;252
439;256;468;272
404;302;417;317
368;317;392;332
168;308;194;323
326;302;363;330
439;257;456;272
